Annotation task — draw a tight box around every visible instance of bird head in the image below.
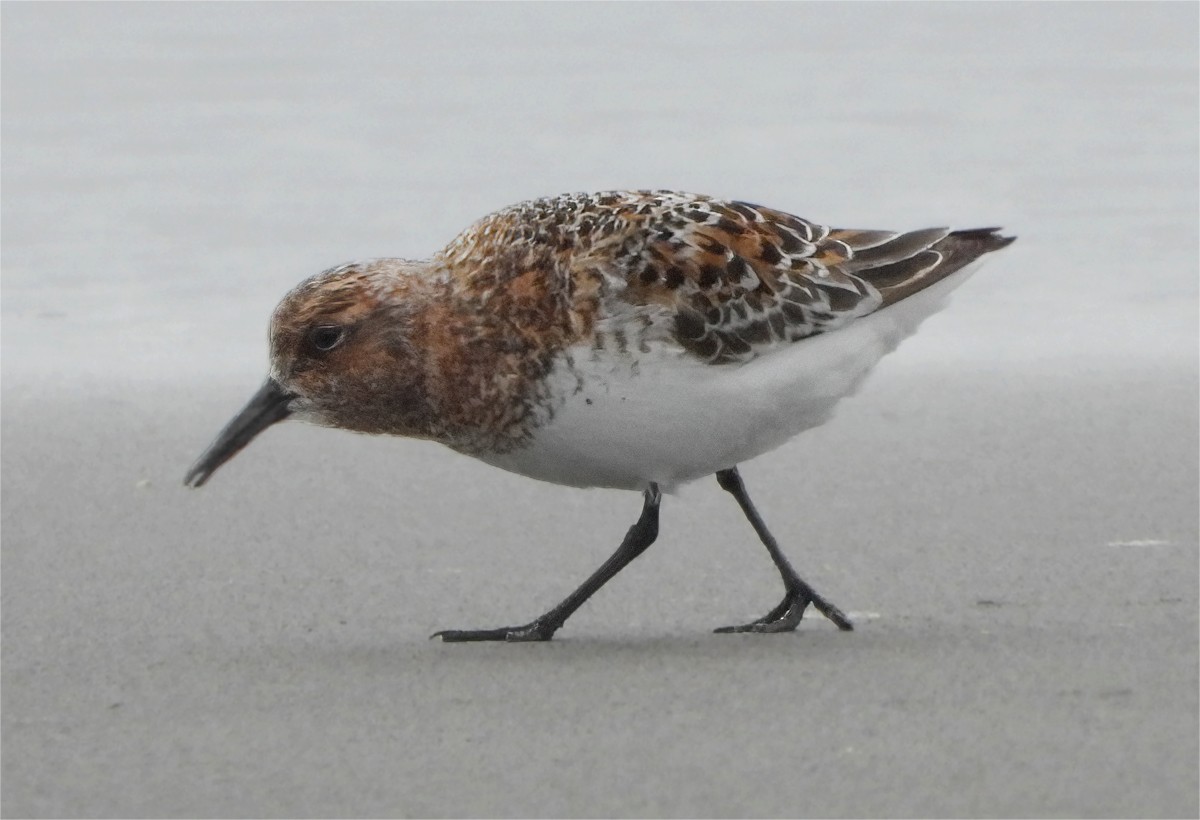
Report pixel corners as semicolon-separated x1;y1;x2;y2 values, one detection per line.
184;259;434;488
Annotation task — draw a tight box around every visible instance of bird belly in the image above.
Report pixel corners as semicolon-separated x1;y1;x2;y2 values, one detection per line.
474;261;985;491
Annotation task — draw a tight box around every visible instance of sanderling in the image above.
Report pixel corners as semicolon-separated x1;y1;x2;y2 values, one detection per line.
185;190;1014;641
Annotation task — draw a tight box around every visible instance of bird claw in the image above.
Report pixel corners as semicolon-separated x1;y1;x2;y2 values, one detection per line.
432;620;557;642
716;588;854;634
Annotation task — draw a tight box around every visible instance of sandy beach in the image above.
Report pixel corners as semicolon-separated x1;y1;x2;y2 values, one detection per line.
3;4;1196;817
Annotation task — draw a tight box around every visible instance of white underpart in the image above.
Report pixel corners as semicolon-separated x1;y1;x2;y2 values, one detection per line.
477;261;987;491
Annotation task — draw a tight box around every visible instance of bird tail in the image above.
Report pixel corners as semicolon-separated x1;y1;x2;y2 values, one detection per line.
835;226;1016;308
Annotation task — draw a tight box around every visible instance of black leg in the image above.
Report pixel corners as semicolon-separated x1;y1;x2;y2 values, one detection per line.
714;467;853;633
433;484;662;642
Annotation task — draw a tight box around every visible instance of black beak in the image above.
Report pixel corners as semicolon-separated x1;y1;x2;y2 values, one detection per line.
184;378;295;488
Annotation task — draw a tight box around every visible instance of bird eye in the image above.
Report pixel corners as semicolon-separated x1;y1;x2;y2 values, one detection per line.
309;325;345;352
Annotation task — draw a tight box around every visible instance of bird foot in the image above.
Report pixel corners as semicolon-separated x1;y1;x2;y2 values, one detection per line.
716;586;854;634
432;619;558;642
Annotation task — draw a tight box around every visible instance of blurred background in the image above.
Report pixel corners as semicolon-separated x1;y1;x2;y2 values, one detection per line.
3;4;1196;817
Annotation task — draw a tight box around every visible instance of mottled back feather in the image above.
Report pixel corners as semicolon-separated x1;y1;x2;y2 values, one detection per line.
439;191;1014;365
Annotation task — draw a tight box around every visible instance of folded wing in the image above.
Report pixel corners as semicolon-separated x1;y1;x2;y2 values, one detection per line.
601;195;1014;363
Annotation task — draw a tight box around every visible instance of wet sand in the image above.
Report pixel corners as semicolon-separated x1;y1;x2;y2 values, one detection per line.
3;365;1196;817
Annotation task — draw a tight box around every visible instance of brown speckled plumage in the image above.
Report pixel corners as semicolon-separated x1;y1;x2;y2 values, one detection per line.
263;191;1013;454
441;191;1013;364
185;190;1016;642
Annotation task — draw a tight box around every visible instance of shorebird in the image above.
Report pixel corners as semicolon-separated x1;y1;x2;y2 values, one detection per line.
185;190;1014;641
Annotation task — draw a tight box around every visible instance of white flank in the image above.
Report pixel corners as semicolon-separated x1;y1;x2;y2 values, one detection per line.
478;260;988;491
